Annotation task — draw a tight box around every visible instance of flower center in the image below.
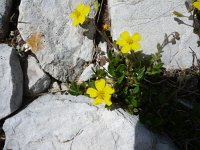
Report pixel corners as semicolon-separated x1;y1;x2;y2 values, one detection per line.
97;91;105;99
75;10;81;18
127;38;134;45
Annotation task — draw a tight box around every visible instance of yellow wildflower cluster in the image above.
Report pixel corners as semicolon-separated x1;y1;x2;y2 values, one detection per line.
70;4;142;106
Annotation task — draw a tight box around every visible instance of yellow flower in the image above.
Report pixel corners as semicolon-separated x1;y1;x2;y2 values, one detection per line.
86;79;115;106
102;23;109;30
116;31;142;54
193;0;200;10
70;4;90;26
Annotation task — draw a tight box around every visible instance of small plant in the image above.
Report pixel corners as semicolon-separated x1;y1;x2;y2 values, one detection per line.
67;3;163;114
67;2;200;150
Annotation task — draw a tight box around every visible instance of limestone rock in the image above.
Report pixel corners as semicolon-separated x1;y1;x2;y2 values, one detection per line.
60;83;68;91
108;0;200;70
18;0;96;82
0;44;23;119
0;0;12;39
78;64;94;82
23;55;51;96
3;94;176;150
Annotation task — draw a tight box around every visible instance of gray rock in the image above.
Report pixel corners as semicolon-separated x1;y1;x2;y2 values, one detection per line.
23;55;51;96
0;0;12;39
78;64;94;82
0;44;23;119
18;0;96;82
60;83;68;91
3;94;176;150
108;0;200;70
49;81;61;95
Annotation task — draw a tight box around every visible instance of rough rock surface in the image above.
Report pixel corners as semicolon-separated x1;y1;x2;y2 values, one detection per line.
78;64;94;82
18;0;96;82
3;94;176;150
49;81;61;95
0;44;23;119
108;0;200;70
23;55;51;96
0;0;12;39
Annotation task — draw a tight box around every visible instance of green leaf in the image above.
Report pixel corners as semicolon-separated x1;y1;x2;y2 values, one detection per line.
79;82;87;92
133;108;139;113
93;68;107;78
110;54;121;66
137;67;145;80
157;43;162;51
123;87;128;95
88;81;95;89
131;97;138;107
133;86;140;94
108;64;116;77
107;50;113;60
197;41;200;47
173;11;185;17
94;0;99;12
117;73;125;84
116;64;126;73
68;82;81;96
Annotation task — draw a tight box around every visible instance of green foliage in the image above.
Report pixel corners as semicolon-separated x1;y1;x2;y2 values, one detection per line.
107;49;163;114
68;80;96;96
92;68;107;78
68;81;87;96
69;49;163;115
197;40;200;47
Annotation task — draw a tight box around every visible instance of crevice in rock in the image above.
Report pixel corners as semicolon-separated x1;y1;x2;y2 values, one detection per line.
0;0;21;44
94;0;112;48
0;127;5;150
9;0;20;31
91;0;114;68
62;129;83;143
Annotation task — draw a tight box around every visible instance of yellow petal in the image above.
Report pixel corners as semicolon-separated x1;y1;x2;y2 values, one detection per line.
121;45;131;53
132;33;141;42
95;79;106;91
116;39;127;46
131;42;141;50
193;2;200;10
103;84;115;95
86;88;98;98
93;97;103;105
83;5;90;15
103;94;112;106
120;31;130;41
70;11;77;19
72;19;79;26
78;15;85;24
77;4;85;12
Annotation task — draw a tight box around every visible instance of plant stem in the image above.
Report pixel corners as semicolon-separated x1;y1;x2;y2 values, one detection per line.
95;27;119;51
